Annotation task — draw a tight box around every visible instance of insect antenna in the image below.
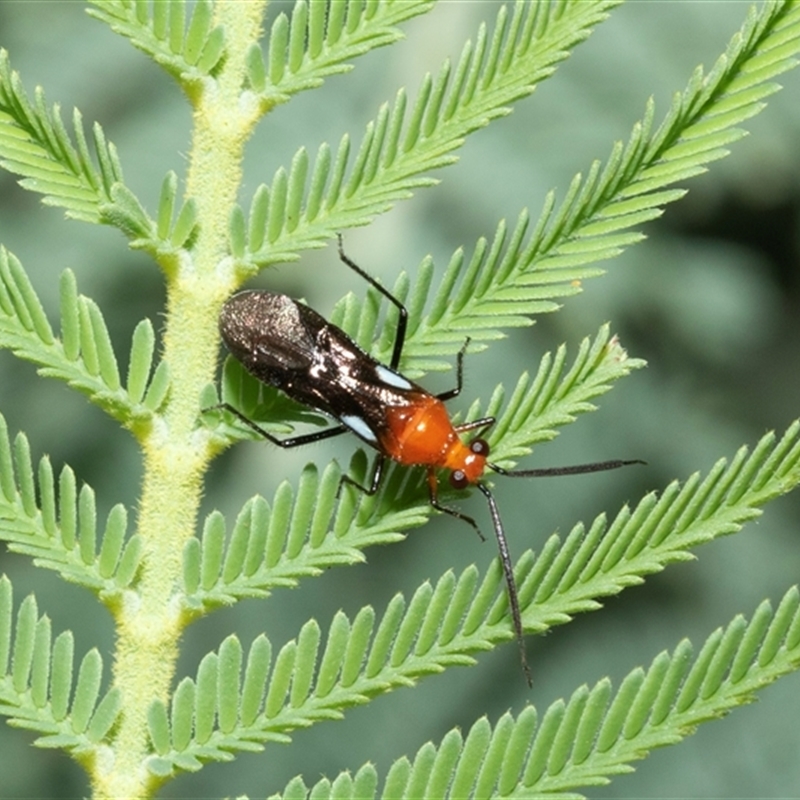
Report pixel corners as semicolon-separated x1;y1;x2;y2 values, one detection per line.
488;459;646;478
475;482;532;687
476;458;644;687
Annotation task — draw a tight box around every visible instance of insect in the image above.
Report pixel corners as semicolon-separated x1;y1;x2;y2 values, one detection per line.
212;236;641;685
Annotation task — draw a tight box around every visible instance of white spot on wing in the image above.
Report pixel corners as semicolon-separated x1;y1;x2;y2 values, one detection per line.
376;365;412;390
341;414;378;443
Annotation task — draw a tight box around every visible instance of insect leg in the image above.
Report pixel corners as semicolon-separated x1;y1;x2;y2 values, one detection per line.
337;234;408;371
427;471;531;683
339;454;386;497
438;337;496;439
426;469;485;542
207;402;348;448
476;481;532;687
437;337;471;402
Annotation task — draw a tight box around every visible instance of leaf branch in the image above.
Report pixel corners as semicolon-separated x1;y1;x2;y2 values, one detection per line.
0;249;168;428
241;0;622;268
0;576;121;758
87;0;226;89
257;0;435;106
0;414;142;601
266;586;800;799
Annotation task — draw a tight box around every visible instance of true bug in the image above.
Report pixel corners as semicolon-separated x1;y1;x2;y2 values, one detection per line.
212;237;641;685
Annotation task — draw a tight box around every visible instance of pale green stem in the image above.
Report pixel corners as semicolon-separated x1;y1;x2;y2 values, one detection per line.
93;3;268;797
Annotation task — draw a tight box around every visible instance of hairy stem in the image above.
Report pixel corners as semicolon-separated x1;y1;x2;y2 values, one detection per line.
94;3;267;797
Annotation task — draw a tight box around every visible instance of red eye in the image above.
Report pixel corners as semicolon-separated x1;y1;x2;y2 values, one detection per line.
450;469;469;490
470;438;490;456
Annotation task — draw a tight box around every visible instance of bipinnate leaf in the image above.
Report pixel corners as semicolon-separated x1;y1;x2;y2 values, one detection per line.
0;576;120;753
87;0;225;86
2;2;800;798
0;413;142;598
0;252;167;426
256;588;800;800
0;48;159;239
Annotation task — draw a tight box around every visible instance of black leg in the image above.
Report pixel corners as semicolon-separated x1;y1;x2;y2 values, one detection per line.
339;454;386;497
426;469;485;542
336;241;475;407
438;338;496;440
206;402;348;448
436;337;471;402
427;468;531;685
337;235;408;371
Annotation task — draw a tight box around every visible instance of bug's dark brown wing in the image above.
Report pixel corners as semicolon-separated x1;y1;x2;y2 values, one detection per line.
220;291;320;375
219;290;423;447
306;322;425;445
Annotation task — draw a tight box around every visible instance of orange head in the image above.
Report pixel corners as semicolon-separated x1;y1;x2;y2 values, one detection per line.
443;436;489;487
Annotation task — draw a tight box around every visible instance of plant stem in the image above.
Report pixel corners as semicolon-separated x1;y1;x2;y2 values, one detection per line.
94;3;267;797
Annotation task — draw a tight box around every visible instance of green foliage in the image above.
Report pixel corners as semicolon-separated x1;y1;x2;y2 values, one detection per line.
257;0;436;103
87;0;227;85
0;1;800;799
0;576;120;757
0;49;123;223
143;422;800;780
0;249;167;427
267;587;800;799
238;0;624;269
0;413;142;598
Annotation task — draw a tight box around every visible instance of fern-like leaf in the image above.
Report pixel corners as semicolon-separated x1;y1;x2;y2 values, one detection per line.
87;0;226;86
519;421;800;635
0;49;156;235
0;252;167;426
0;414;142;599
182;459;424;610
242;0;621;267
255;0;434;105
264;586;800;799
149;563;517;776
0;575;121;753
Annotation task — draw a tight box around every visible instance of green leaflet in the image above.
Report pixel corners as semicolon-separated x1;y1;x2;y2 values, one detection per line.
261;0;435;104
0;413;142;597
87;0;225;85
0;50;125;223
261;588;800;799
0;252;166;427
1;1;800;798
0;576;121;752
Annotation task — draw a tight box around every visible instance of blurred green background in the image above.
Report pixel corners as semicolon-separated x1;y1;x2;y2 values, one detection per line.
1;1;800;797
